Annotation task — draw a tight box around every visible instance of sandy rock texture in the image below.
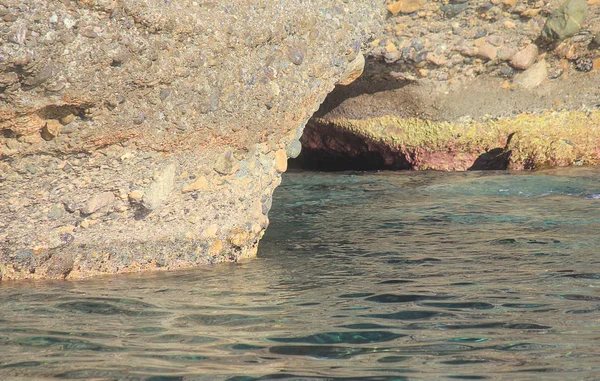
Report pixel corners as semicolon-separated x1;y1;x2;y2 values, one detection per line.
295;0;600;171
0;0;382;280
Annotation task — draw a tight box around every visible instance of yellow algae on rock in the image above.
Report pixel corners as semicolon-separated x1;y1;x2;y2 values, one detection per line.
316;110;600;170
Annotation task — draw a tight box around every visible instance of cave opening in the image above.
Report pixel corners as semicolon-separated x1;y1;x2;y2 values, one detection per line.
287;120;412;171
288;58;512;172
288;60;414;172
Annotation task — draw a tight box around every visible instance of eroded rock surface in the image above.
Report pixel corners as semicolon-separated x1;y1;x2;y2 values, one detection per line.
0;0;382;280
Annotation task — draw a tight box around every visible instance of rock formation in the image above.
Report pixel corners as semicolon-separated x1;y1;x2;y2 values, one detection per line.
295;0;600;171
0;0;382;280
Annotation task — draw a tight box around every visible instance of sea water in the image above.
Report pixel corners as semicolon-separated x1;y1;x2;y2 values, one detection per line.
1;168;599;380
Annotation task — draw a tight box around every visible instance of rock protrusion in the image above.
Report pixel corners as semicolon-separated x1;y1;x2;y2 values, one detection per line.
142;164;176;211
542;0;589;42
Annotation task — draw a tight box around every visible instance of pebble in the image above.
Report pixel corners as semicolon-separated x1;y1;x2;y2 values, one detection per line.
81;192;115;215
181;176;209;193
59;114;75;125
510;44;538;70
287;45;304;65
476;43;498;61
214;151;239;175
128;190;144;202
274;149;288;173
388;0;426;15
338;52;365;85
40;119;62;141
498;47;517;61
286;140;303;159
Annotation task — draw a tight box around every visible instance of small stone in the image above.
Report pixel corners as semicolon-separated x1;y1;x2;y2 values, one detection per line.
476;43;497;60
3;13;18;22
574;57;593;72
503;0;517;6
133;112;146;125
181;176;209;193
504;20;516;29
48;203;65;220
499;65;515;78
142;163;176;211
159;88;172;101
40;119;62;141
286;140;302;159
510;44;538;70
59;114;75;125
388;0;426;14
214;152;239;175
228;227;249;247
287;45;304;65
274;149;288;173
80;220;90;229
520;8;541;17
514;59;547;89
128;190;144;202
338;52;365;86
81;192;115;215
59;233;75;244
208;239;223;256
498;47;518;61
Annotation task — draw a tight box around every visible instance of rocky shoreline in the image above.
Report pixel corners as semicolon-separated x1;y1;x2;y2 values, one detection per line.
0;0;381;281
295;0;600;171
2;0;599;281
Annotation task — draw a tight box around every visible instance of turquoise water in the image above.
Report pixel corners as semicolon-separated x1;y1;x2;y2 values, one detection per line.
1;168;600;380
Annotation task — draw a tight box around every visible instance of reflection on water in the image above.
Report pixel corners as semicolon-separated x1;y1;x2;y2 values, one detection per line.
1;168;600;380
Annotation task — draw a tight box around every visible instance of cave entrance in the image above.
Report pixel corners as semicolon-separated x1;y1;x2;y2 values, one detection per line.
288;60;414;172
287;120;412;171
288;58;512;172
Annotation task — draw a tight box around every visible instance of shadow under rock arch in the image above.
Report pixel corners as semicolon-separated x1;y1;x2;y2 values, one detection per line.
312;58;411;118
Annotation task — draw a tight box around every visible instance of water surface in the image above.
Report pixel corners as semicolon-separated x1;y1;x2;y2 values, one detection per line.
1;168;600;380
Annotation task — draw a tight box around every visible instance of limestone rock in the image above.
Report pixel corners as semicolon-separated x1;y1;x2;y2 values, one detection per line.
142;164;176;211
514;60;548;89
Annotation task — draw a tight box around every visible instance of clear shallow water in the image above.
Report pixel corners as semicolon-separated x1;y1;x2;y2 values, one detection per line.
2;168;600;381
